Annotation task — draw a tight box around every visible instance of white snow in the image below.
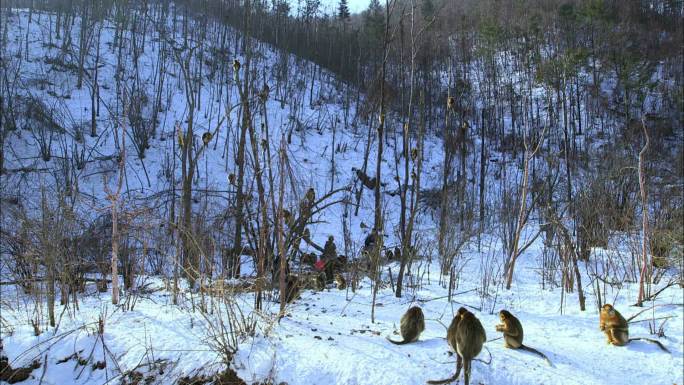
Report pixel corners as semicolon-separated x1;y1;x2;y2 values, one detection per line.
2;239;682;384
1;7;682;385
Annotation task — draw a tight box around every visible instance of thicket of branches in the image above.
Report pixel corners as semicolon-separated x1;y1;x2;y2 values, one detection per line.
0;0;682;332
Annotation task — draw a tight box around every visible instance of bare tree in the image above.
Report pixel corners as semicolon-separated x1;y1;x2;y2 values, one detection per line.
505;126;546;290
277;137;288;315
394;2;433;298
103;115;127;305
370;0;396;324
636;118;651;306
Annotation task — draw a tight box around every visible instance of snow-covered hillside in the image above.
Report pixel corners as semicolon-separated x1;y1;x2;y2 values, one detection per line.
0;6;442;249
1;4;682;385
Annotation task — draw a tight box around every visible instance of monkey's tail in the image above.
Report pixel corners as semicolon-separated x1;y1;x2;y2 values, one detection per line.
426;372;459;385
386;336;409;345
520;345;553;366
628;338;670;353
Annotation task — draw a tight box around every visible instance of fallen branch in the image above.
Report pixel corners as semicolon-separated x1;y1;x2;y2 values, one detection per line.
631;282;679;305
626;303;683;322
629;316;675;324
415;289;478;304
0;278;111;286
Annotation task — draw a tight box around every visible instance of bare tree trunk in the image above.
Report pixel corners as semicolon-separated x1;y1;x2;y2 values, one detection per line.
111;200;120;304
505;153;531;289
550;209;586;311
230;0;253;281
76;4;89;89
171;44;205;288
41;189;56;326
371;0;393;323
353;123;373;216
478;108;486;250
395;2;432;298
277;139;287;314
637;118;650;306
330;119;336;192
247;103;269;311
505;128;545;289
235;0;267;310
90;23;101;137
47;267;55;327
171;115;179;304
397;92;425;298
231;117;248;278
439;105;454;273
107;116;126;305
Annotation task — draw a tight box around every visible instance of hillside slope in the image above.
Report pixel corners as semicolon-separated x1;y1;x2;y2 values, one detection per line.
1;5;682;385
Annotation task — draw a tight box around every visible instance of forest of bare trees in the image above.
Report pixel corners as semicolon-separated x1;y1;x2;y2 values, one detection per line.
0;0;681;384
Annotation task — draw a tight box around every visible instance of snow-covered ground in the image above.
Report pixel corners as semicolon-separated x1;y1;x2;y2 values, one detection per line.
1;6;682;385
2;236;682;385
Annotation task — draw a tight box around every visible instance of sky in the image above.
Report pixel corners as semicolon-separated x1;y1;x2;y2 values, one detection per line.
289;0;372;16
328;0;371;14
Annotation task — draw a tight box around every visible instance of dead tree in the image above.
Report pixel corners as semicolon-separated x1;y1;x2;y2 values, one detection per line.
277;138;288;315
103;114;127;305
546;206;586;311
395;4;435;297
637;118;651;306
505;126;546;289
371;0;396;324
171;43;224;288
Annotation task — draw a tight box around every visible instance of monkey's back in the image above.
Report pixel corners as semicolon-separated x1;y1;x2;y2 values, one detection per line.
607;310;629;343
400;307;425;342
446;315;461;351
602;309;628;330
612;311;628;330
456;315;486;359
511;315;524;344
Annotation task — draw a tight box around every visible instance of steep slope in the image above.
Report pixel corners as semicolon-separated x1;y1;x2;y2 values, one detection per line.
1;5;682;385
